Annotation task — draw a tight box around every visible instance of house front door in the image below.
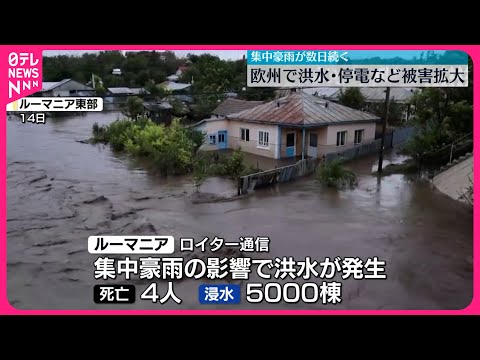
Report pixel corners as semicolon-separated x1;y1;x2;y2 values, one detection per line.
308;132;318;158
286;132;295;157
218;131;227;149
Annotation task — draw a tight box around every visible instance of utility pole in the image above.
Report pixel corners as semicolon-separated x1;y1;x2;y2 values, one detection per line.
377;87;390;173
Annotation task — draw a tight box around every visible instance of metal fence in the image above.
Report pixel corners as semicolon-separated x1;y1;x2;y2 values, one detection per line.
239;157;320;194
391;126;416;147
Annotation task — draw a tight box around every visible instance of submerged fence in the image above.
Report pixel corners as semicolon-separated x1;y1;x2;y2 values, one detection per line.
238;157;320;195
238;127;416;194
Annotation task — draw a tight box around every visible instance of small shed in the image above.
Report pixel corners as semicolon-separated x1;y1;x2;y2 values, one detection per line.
143;101;173;125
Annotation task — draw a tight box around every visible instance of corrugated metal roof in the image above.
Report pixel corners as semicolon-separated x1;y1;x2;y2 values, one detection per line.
227;91;380;126
212;98;264;116
129;88;149;95
301;87;342;98
41;79;75;91
165;94;194;103
107;87;149;95
108;87;131;94
326;87;417;103
188;116;226;129
161;81;191;91
143;101;172;111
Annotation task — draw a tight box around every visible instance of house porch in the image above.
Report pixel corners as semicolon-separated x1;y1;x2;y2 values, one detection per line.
278;126;328;160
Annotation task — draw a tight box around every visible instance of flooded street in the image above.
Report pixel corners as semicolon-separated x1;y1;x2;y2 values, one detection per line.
7;112;473;310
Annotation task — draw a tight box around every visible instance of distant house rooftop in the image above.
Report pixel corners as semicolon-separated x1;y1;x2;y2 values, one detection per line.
212;98;264;117
143;101;172;111
304;87;417;104
300;87;342;99
161;81;191;92
107;87;149;95
164;94;194;104
227;90;380;127
166;75;179;82
41;79;94;92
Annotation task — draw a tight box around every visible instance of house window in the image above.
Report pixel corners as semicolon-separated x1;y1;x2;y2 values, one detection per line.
258;131;270;148
354;129;364;145
209;134;216;145
241;128;250;141
336;131;347;146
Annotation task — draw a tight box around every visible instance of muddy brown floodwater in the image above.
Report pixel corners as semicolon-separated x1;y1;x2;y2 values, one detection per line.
7;112;473;310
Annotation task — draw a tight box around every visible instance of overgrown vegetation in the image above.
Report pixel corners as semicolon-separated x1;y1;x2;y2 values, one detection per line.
378;160;419;176
337;87;365;110
192;156;208;192
92;118;203;175
316;158;358;189
404;54;473;165
92;119;256;183
338;87;409;125
122;96;145;119
195;149;261;180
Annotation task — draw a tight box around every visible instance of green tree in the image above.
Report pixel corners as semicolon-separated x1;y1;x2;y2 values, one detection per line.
405;85;473;158
94;118;200;176
43;50;184;90
404;55;472;159
190;96;218;120
95;86;107;96
192;156;208;192
169;97;190;117
123;96;145;119
239;87;275;101
223;149;246;180
337;87;365;110
367;99;405;125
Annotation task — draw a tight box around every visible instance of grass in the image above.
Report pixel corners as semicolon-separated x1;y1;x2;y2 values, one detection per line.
378;160;419;176
316;158;358;189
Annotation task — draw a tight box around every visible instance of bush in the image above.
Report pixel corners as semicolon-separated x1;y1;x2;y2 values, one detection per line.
208;163;226;176
192;156;208;192
241;164;258;177
316;158;358;189
92;117;199;176
92;122;107;141
222;149;246;179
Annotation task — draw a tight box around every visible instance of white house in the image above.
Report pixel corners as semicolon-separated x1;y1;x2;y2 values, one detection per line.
191;89;381;160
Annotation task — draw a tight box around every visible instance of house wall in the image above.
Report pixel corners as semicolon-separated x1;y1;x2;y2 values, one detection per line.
204;118;230;134
305;128;328;158
228;121;278;158
203;119;278;158
322;122;376;155
279;123;376;158
191;122;207;134
326;123;375;145
202;120;377;159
